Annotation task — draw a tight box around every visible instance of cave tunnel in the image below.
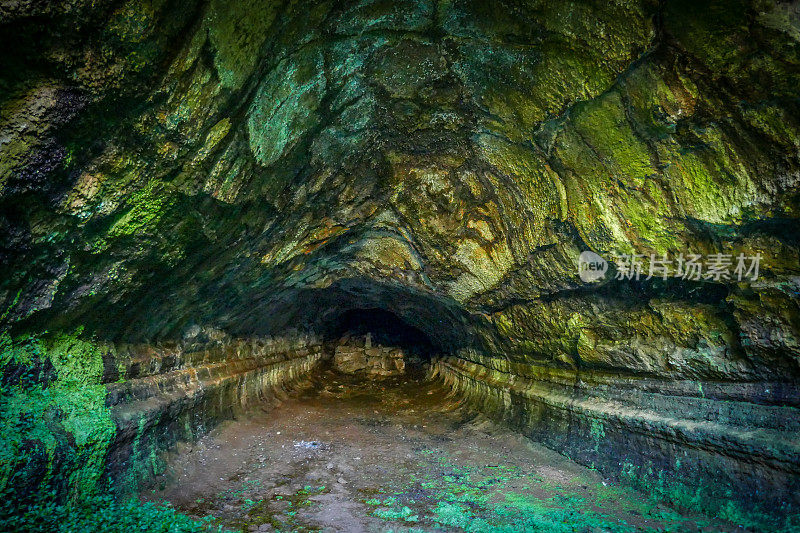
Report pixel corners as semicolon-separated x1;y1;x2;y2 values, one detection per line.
325;307;436;356
1;0;800;531
323;307;438;375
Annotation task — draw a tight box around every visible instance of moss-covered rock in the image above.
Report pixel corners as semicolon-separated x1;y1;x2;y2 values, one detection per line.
1;0;798;528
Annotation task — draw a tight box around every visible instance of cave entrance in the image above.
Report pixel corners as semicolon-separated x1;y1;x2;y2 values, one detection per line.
324;308;436;377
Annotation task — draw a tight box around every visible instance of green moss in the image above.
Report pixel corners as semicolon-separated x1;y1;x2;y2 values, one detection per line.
663;0;748;77
247;51;326;167
554;54;775;256
573;92;653;186
102;0;165;76
105;0;158;46
589;419;605;452
205;483;328;531
193;118;231;164
451;0;654;141
664;0;800;99
0;492;225;532
0;122;35;193
476;134;566;221
0;330;115;499
558;89;684;253
92;180;177;252
373;505;418;522
666;132;753;223
0;330;227;531
617;460;798;532
739;102;800;152
115;414;163;495
359;446;729;532
207;0;281;90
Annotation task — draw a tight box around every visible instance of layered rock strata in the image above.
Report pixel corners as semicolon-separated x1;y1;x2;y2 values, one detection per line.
433;353;800;528
0;331;324;506
106;333;324;491
1;0;799;528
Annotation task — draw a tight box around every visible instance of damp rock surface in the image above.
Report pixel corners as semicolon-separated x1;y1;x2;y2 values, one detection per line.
143;370;739;532
332;335;406;377
0;0;799;527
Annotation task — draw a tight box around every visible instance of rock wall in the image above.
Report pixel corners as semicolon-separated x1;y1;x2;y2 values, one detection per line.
1;0;799;528
106;332;324;492
433;352;800;529
332;334;406;377
0;330;324;511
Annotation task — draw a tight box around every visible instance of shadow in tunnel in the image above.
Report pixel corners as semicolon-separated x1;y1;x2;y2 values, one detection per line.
225;277;479;355
323;308;437;375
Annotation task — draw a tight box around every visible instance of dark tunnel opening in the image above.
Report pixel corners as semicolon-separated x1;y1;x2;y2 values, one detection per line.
323;308;438;375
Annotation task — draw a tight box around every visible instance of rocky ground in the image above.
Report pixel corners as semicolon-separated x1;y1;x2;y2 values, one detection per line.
141;369;740;532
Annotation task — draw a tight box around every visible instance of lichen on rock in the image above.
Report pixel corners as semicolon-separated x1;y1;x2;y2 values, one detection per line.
1;0;799;529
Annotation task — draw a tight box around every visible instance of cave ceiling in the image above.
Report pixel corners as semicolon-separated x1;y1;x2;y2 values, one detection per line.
0;0;798;378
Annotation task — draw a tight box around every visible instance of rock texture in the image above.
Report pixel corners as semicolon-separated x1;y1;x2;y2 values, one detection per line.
107;331;324;492
333;334;406;377
433;354;800;528
1;0;799;529
1;329;323;512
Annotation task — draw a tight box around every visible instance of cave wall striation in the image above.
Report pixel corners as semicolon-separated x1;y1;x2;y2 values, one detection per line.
0;327;323;525
1;0;799;528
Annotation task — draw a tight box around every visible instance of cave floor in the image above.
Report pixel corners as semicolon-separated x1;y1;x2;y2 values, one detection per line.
142;369;738;532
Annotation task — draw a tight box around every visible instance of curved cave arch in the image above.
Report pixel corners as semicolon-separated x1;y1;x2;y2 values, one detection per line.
324;308;436;352
224;277;480;355
0;0;799;530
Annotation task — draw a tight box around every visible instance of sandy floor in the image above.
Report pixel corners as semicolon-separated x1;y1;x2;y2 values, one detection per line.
142;368;740;532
